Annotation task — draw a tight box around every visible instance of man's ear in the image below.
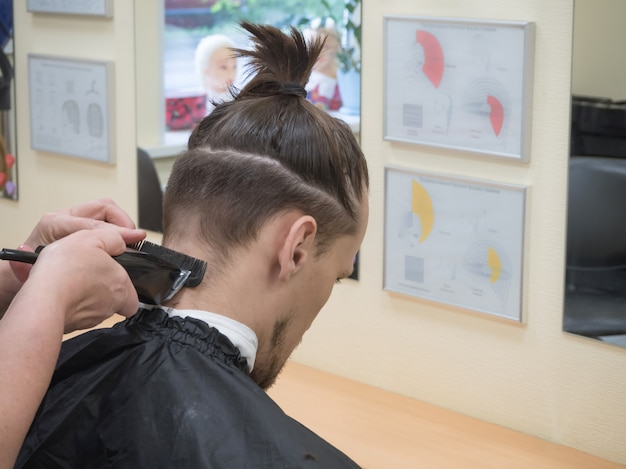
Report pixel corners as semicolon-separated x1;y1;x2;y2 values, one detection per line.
277;215;317;281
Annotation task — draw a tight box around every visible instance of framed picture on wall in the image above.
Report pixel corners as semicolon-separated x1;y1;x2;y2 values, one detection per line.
383;15;535;162
383;165;527;322
27;0;113;17
28;55;114;163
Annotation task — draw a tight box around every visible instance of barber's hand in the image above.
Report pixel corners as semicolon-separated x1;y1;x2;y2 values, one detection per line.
11;198;146;284
23;197;144;247
26;228;140;333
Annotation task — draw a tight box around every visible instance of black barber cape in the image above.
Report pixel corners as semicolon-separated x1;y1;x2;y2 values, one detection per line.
16;308;361;468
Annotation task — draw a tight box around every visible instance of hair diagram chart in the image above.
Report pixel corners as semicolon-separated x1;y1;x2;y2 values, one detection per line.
384;16;534;161
28;55;112;163
384;166;526;321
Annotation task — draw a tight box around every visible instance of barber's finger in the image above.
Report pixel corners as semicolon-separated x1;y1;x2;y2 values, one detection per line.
116;227;147;246
95;228;128;255
66;198;137;229
27;214;145;248
89;225;147;253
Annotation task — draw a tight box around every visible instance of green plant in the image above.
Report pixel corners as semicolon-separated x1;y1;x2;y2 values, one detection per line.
197;0;361;73
208;0;340;30
321;0;361;73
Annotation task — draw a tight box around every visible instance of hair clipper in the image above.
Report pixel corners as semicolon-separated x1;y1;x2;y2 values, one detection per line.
0;242;207;305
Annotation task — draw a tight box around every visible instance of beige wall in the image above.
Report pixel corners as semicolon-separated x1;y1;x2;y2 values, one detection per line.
1;0;625;465
0;1;138;245
292;0;626;465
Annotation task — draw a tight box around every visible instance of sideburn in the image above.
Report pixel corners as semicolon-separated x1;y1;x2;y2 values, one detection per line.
271;317;289;347
250;317;292;390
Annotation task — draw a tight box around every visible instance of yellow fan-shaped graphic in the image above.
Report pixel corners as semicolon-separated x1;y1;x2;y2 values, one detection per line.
487;246;502;283
411;180;434;243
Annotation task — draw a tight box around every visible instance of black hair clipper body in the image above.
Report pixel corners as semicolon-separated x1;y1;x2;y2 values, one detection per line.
0;242;207;305
111;250;191;304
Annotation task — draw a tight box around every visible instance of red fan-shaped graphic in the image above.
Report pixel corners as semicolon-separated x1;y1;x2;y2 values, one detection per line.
416;30;444;88
487;95;504;136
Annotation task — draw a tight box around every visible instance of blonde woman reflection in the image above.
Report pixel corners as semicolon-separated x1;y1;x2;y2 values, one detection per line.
194;34;237;114
304;22;342;111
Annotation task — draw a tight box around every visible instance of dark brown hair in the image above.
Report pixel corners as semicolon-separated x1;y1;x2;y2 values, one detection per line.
164;147;358;260
164;22;368;262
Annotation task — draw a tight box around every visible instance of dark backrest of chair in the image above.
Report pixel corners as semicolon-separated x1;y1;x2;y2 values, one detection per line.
564;157;626;337
570;96;626;158
137;147;163;233
567;156;626;269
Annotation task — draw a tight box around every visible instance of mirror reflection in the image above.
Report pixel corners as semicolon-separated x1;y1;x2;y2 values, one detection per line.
137;0;362;236
563;0;626;347
0;0;15;200
162;0;360;136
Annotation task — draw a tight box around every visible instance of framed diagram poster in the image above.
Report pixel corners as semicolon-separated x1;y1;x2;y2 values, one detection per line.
383;16;535;161
383;166;526;322
27;0;113;17
28;55;114;163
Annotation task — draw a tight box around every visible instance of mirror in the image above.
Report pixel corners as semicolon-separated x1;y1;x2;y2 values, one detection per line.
0;0;16;200
161;0;360;136
563;0;626;347
135;0;362;276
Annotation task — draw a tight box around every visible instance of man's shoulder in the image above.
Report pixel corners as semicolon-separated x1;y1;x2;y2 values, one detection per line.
21;310;360;468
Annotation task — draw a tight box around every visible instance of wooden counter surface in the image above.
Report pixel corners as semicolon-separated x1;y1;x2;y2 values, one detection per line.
66;320;623;468
268;361;624;469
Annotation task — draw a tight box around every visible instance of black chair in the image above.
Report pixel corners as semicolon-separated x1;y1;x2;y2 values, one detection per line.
137;147;163;233
563;156;626;338
570;96;626;158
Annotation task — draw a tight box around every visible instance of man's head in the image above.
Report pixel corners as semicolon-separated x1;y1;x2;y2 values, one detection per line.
164;22;369;389
194;34;237;95
163;146;368;388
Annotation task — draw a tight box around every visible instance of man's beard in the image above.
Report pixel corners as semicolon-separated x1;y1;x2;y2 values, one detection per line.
250;316;291;390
